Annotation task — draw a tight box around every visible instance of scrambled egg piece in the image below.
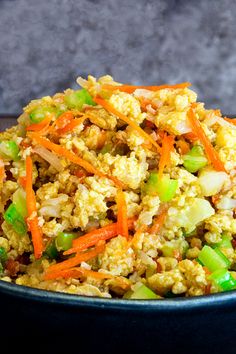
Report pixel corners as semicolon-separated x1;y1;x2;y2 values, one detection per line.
1;221;32;255
109;92;146;124
148;259;207;296
71;184;108;229
137;195;160;228
216;126;236;148
99;236;135;276
87;108;117;130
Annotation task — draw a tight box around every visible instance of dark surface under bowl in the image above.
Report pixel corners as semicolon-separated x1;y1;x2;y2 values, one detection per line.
0;115;236;353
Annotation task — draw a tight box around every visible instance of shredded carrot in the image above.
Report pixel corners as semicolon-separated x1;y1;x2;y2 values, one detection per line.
149;209;167;234
187;107;226;172
53;111;74;129
0;159;5;183
116;189;129;239
102;82;191;93
26;116;52;132
64;218;135;256
158;133;175;178
211;195;220;205
57;116;87;134
74;168;89;178
45;241;105;274
175;139;190;155
18;176;27;189
25;156;44;259
28;132;124;188
182;132;199;142
223;117;236;125
44;267;113;281
93;97;161;153
132;225;148;247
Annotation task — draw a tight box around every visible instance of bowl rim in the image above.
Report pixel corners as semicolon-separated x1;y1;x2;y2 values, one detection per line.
1;280;236;311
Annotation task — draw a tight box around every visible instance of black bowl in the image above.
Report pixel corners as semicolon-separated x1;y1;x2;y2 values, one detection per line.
1;281;236;354
0;115;236;353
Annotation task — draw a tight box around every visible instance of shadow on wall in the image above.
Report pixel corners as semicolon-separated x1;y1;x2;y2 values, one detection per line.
0;0;236;115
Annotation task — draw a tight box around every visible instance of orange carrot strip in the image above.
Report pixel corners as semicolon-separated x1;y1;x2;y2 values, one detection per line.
158;133;175;178
25;156;44;259
187;107;226;172
182;132;199;142
102;82;191;93
116;189;129;239
0;159;5;183
149;209;167;234
93;97;161;153
64;218;135;256
132;225;148;246
26;116;52;132
44;267;113;281
28;132;123;187
45;242;105;274
54;111;74;130
211;195;220;205
57;116;87;134
223;117;236;125
18;176;27;189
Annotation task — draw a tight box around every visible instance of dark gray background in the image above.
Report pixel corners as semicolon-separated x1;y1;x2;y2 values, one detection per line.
1;0;236;115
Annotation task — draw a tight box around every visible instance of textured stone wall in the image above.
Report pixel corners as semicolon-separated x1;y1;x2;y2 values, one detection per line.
1;0;236;115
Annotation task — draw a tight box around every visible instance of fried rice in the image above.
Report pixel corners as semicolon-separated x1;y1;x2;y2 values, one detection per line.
0;75;236;299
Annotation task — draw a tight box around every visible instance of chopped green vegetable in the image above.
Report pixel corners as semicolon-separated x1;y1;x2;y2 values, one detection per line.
214;247;231;268
183;145;207;173
144;172;178;202
55;232;78;251
126;284;160;299
208;269;236;291
4;203;27;235
214;234;233;250
100;143;112;155
0;140;20;161
198;245;230;272
64;89;96;109
44;240;58;259
162;244;175;257
29;106;56;123
0;247;8;265
12;188;27;218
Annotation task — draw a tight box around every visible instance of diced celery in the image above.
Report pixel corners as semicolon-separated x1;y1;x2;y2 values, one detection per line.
144;172;158;195
0;247;7;265
29;106;56;123
208;269;236;291
4;203;27;235
0;140;20;161
198;245;230;272
12;188;27;218
144;172;178;202
100;143;112;155
215;234;233;250
162;244;175;257
214;248;231;268
64;89;96;109
44;239;59;259
183;145;207;173
129;284;160;299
